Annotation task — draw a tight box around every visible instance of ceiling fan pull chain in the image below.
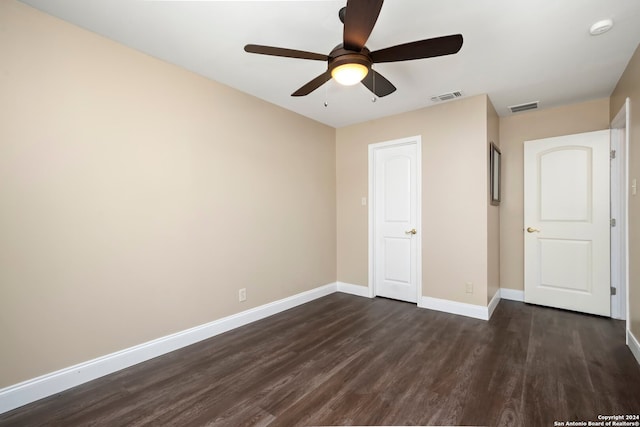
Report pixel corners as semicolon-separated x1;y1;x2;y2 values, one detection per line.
372;65;377;103
324;82;329;107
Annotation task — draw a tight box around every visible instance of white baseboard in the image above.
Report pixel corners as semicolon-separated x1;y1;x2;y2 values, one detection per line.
336;282;372;298
500;288;525;302
628;329;640;366
488;290;501;319
0;282;338;415
418;296;492;321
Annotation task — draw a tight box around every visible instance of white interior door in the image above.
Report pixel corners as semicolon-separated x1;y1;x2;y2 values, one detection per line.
524;130;611;316
370;138;420;303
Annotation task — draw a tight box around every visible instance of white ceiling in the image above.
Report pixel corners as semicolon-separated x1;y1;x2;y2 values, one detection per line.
19;0;640;128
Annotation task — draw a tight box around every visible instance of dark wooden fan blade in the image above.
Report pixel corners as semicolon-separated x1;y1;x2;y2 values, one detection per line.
343;0;384;51
370;34;463;63
361;69;396;97
244;44;328;61
291;71;332;96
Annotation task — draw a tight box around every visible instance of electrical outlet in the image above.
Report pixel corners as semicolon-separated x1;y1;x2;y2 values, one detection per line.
465;282;473;293
238;288;246;302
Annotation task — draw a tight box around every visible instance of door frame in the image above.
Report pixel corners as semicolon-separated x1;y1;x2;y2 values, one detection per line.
610;98;630;332
368;136;422;302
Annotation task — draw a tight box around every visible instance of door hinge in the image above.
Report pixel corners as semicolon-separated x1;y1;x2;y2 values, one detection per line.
611;218;617;227
611;287;617;296
610;150;616;159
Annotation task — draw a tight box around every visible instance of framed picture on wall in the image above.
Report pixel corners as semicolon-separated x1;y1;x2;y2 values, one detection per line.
490;142;501;205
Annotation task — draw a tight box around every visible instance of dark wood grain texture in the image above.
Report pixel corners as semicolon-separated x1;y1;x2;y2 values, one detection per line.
1;294;639;426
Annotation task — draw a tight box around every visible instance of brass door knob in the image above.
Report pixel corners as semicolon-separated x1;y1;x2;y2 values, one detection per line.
526;227;540;233
405;229;417;235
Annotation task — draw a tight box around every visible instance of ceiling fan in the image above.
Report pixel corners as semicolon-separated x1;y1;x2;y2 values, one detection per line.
244;0;463;98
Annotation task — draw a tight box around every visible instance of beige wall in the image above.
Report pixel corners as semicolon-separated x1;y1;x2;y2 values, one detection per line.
610;44;640;339
487;98;500;303
337;95;491;306
4;0;632;394
498;98;610;292
0;1;336;388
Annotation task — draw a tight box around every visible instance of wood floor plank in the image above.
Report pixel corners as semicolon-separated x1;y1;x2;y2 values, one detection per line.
1;294;639;426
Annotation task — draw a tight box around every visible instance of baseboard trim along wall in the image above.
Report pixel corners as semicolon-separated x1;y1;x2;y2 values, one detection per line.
339;282;505;321
419;296;493;321
418;288;515;321
0;282;338;415
487;290;501;319
628;330;640;366
336;282;372;298
499;288;525;302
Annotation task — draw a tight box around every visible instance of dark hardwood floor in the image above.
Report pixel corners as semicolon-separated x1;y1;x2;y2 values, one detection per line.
2;294;639;426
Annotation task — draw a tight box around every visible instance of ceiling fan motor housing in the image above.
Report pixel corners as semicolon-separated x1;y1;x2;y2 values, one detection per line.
328;46;372;72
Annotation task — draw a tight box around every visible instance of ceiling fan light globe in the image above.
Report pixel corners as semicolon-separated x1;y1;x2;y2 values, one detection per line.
331;63;369;86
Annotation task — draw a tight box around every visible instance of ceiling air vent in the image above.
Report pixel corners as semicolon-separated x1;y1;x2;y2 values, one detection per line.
508;101;539;113
430;91;463;102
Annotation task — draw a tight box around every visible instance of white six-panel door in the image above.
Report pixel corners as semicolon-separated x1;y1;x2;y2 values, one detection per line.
524;130;610;316
370;138;420;303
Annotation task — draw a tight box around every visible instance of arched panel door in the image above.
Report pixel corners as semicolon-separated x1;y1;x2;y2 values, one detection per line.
524;130;610;316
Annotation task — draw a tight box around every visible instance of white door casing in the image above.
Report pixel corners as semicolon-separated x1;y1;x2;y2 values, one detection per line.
368;137;421;303
610;98;630;324
524;130;611;316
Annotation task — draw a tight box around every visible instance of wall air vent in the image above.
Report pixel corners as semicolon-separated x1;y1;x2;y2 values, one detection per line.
430;91;463;102
508;101;539;113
